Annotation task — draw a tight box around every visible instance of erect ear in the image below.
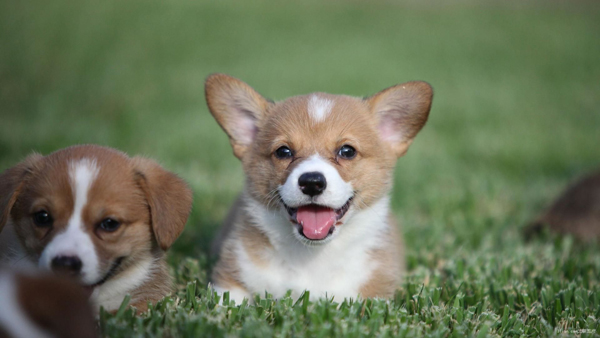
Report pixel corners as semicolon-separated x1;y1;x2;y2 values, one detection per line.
133;157;193;251
366;81;433;157
205;73;273;159
0;153;43;233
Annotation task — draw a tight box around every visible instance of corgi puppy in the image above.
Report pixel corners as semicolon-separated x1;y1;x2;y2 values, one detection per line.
0;145;193;312
0;268;96;338
205;74;433;302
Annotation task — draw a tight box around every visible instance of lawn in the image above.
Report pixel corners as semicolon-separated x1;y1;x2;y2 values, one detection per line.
1;0;599;336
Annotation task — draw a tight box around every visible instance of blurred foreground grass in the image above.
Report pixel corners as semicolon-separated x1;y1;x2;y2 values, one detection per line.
1;0;599;336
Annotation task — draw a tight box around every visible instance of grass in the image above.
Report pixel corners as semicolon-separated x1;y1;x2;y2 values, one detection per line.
1;0;599;336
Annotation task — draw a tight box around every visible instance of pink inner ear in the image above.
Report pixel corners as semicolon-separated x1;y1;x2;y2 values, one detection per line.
232;109;258;145
378;114;403;144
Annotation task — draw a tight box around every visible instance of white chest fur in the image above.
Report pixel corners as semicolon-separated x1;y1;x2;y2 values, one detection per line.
224;197;391;303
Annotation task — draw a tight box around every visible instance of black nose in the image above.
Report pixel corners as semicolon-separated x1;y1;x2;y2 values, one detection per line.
51;256;82;275
298;172;327;196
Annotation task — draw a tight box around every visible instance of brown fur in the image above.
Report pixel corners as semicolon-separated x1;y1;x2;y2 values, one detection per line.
0;154;42;234
0;145;193;310
525;170;600;241
211;257;247;295
211;196;266;294
206;74;433;299
359;215;404;298
15;271;96;338
239;222;273;267
366;82;433;157
245;94;399;210
211;240;247;293
205;75;272;159
134;157;193;251
211;195;244;257
127;259;173;311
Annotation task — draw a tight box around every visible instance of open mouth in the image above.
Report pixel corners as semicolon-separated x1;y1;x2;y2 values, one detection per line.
284;198;353;241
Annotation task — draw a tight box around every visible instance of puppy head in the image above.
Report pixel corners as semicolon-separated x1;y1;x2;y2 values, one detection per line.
205;74;432;244
0;145;192;286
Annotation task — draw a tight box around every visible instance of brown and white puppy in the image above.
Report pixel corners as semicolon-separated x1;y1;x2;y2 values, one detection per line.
0;268;96;338
205;74;433;302
0;145;193;312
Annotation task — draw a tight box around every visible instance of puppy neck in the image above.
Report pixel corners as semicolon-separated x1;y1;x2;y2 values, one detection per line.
91;254;159;312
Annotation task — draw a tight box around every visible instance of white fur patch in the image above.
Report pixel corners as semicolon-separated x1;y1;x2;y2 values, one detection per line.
307;95;334;123
39;159;101;285
0;272;52;338
278;154;353;209
221;196;391;302
92;256;155;312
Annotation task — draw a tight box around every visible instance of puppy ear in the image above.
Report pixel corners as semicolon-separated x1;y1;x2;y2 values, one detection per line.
205;73;272;159
366;81;433;157
0;153;43;233
133;158;193;251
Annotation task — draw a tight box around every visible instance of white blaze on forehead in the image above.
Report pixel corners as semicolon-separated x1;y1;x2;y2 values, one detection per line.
278;154;353;209
0;273;52;338
39;159;101;285
307;95;334;123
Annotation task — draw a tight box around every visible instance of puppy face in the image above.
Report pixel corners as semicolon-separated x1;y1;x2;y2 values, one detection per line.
0;145;192;287
206;74;432;245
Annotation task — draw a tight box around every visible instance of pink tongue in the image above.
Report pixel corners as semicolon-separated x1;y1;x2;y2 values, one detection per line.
296;205;336;240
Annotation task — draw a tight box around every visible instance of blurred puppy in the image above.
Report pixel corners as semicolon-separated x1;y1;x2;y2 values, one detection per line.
0;268;96;338
206;74;433;302
0;145;193;312
525;170;600;241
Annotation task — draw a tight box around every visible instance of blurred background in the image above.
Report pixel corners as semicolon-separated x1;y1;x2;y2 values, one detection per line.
1;0;598;263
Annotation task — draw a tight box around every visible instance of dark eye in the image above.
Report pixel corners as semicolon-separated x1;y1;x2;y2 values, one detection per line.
338;145;357;159
98;218;121;232
33;210;53;227
274;146;293;159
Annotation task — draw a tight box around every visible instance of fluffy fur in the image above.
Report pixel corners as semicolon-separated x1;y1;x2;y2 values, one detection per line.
0;145;193;312
206;74;433;303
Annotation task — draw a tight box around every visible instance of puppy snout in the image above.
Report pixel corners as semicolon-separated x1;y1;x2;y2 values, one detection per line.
51;255;83;275
298;172;327;196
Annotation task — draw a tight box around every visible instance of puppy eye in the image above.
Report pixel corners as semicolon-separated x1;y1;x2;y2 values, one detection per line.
338;145;357;159
274;146;294;159
33;210;53;227
98;218;121;232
